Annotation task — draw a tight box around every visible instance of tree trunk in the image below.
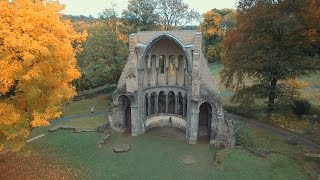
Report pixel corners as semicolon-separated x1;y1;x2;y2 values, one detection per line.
267;78;278;112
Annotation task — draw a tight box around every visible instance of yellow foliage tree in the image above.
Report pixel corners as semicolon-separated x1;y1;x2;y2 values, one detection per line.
0;0;87;151
201;11;221;37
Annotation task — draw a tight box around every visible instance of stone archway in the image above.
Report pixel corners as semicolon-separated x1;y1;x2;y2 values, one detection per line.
168;91;175;114
198;102;212;143
158;91;166;113
177;92;183;116
118;95;131;134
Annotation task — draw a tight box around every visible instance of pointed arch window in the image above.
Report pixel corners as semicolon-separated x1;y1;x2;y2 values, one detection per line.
159;55;165;74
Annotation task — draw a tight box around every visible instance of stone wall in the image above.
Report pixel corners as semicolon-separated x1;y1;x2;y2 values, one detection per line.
145;115;187;131
109;30;235;148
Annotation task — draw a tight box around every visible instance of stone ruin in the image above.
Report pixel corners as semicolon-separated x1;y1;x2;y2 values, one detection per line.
108;31;235;148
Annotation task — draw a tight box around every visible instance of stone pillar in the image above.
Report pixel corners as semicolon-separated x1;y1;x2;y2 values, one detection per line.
188;101;199;144
155;94;159;114
136;47;145;135
147;69;151;87
166;67;169;85
156;68;159;85
210;112;218;141
147;95;151;116
156;55;159;85
130;103;139;136
175;67;178;86
184;68;187;87
165;94;168;113
147;56;151;87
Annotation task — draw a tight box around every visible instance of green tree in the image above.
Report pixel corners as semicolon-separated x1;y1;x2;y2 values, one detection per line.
221;0;320;112
122;0;159;32
76;23;127;90
99;8;121;35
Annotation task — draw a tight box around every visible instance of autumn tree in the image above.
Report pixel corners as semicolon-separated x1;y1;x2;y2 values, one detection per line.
201;10;222;63
221;0;320;112
0;0;86;151
201;9;236;63
156;0;200;30
122;0;159;32
75;23;127;90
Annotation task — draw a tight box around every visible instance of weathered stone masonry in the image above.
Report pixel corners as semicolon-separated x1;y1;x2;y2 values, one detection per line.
109;31;235;148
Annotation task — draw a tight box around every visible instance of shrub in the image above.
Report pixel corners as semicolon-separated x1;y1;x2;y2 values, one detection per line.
291;100;311;116
234;123;256;148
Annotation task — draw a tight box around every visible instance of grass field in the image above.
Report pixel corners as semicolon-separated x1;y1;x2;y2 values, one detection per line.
28;127;308;180
62;94;110;116
18;95;317;179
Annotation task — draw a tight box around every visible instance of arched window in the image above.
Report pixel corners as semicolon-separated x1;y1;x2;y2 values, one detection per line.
179;55;184;69
158;91;166;113
151;55;156;68
168;91;175;114
169;55;177;75
177;92;183;116
159;55;165;74
150;92;156;115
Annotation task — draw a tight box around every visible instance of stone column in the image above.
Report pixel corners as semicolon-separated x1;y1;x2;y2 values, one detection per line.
175;95;178;114
188;101;198;144
183;67;187;87
166;67;169;85
130;103;140;136
147;56;151;87
156;68;159;85
147;69;151;87
210;112;218;140
147;95;151;116
156;55;159;85
175;67;178;86
155;94;159;114
165;94;168;113
136;47;146;135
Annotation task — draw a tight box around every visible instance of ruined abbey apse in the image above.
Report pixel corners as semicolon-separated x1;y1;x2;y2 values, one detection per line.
109;31;235;148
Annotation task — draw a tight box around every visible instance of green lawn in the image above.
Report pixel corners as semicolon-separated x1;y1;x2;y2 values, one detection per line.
59;116;107;130
29;129;308;180
28;95;311;180
62;94;110;116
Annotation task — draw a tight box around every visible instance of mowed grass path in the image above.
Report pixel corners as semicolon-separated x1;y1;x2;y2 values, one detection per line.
29;130;307;180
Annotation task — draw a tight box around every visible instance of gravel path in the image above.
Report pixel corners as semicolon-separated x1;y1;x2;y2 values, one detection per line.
229;113;320;152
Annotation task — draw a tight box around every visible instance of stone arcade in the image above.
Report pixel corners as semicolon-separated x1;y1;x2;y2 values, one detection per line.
109;31;235;148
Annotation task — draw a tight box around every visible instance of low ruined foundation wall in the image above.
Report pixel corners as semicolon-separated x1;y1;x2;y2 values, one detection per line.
145;115;187;131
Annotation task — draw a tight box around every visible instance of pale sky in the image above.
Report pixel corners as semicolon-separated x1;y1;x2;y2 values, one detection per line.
58;0;237;17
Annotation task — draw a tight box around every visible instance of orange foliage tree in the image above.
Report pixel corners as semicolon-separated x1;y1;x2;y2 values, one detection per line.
0;0;87;151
